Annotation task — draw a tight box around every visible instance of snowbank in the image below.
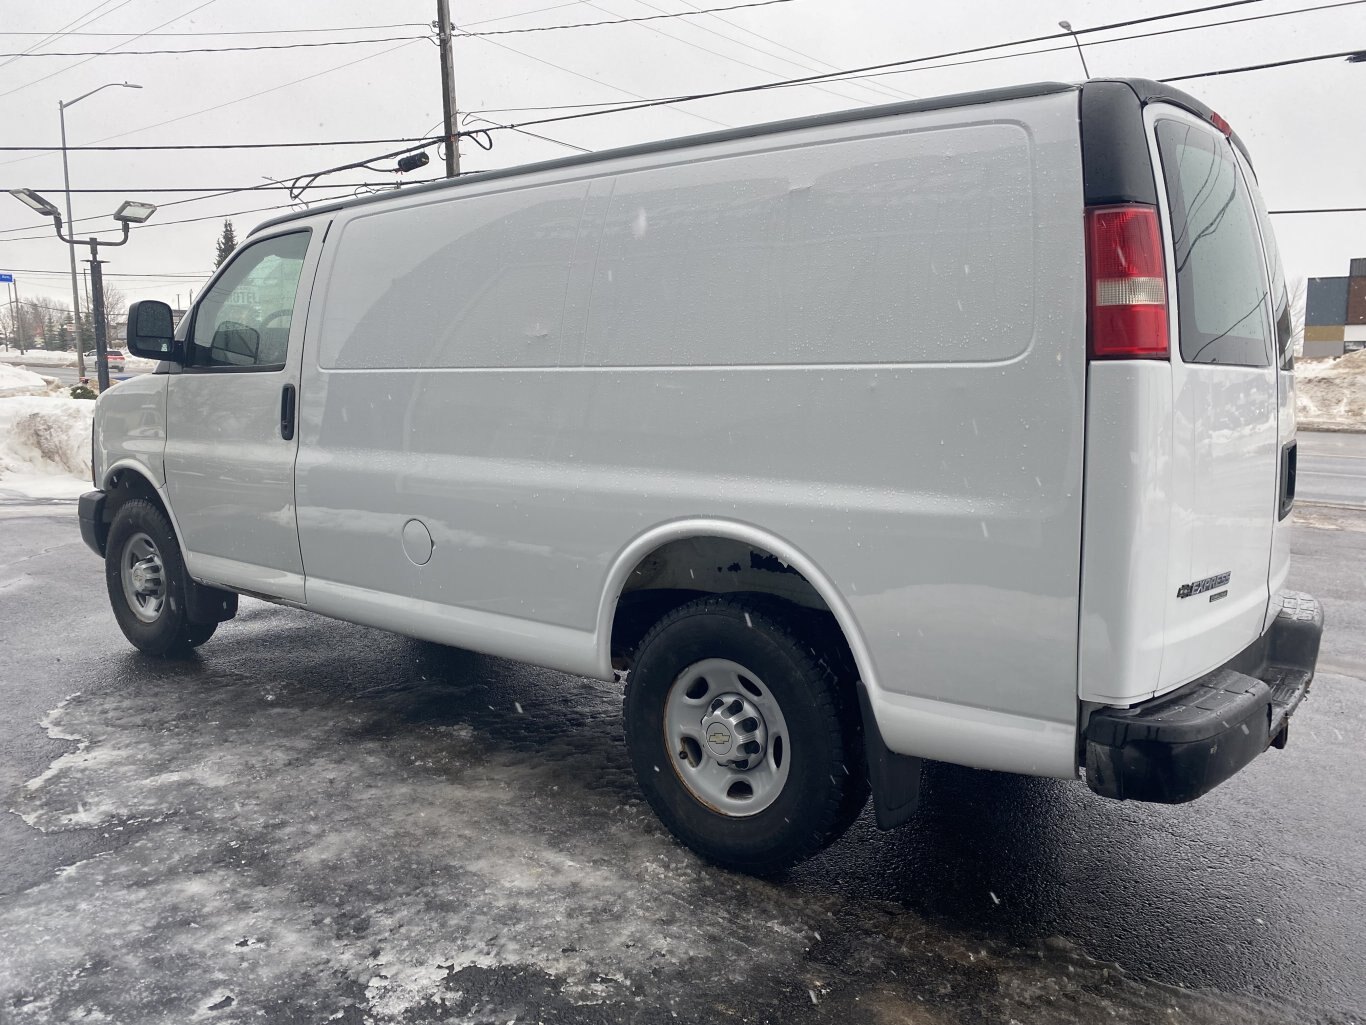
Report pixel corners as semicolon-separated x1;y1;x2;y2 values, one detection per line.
0;396;95;499
1297;349;1366;430
0;349;77;367
0;364;55;398
1;350;161;373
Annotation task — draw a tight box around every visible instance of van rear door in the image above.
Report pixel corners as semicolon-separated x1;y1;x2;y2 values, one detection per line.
1147;108;1281;690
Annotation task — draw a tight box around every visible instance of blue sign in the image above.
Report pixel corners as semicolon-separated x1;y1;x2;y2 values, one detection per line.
0;273;13;283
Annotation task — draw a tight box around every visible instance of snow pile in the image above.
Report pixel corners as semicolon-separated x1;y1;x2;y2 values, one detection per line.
1297;349;1366;429
0;349;76;367
0;363;55;398
0;395;95;497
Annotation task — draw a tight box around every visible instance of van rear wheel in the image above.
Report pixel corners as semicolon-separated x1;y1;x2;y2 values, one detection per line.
623;596;866;874
105;499;210;657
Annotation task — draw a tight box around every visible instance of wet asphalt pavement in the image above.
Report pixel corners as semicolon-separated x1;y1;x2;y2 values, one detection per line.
1;492;1364;1024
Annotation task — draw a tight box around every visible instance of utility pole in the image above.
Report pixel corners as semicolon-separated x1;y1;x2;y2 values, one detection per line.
436;0;461;178
6;277;20;352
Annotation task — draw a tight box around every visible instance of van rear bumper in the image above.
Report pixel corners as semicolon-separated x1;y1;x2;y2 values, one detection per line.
1083;591;1323;804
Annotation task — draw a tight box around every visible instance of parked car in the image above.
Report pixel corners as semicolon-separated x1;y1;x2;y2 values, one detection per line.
83;348;125;369
82;78;1321;873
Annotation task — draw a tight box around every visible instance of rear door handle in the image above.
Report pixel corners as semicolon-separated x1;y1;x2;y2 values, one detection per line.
280;383;297;441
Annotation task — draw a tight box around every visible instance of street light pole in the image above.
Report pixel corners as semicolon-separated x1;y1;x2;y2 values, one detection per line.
87;242;111;391
59;81;140;377
7;189;157;391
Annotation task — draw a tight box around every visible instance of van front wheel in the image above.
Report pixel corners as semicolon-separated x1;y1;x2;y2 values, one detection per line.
105;499;210;657
623;596;865;873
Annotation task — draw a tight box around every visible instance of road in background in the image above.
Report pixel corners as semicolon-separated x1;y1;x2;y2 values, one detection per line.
0;363;145;387
1298;430;1366;507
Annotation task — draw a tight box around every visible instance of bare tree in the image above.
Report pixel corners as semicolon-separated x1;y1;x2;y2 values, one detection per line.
82;282;128;351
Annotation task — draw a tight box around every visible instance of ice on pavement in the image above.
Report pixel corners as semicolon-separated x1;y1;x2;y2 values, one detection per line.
0;630;1307;1025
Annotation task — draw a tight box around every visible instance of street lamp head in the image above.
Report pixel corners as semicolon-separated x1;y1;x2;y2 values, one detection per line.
1058;20;1074;32
113;200;157;224
9;188;61;218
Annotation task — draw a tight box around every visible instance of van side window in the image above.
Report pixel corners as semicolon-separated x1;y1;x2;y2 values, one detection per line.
189;231;311;370
1154;121;1271;367
1245;172;1294;370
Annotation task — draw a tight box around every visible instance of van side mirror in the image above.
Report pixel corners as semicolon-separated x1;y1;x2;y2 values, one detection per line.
125;299;178;360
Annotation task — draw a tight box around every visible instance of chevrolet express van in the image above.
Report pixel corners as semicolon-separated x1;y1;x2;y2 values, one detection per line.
81;78;1322;872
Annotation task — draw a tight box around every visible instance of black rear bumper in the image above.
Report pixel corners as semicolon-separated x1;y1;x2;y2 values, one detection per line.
1084;591;1323;804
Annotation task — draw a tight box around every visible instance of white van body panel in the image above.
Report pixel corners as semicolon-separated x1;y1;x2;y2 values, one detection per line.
160;226;328;602
291;89;1089;777
92;371;167;491
1076;361;1174;706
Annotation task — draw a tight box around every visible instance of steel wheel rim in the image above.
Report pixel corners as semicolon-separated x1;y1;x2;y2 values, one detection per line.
663;657;791;817
120;530;166;623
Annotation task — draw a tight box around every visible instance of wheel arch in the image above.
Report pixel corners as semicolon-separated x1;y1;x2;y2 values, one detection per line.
595;518;882;698
100;459;190;562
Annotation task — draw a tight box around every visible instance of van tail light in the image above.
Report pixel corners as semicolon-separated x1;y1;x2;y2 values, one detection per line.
1086;204;1169;360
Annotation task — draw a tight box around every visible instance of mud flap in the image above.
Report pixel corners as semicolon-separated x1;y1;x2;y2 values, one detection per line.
855;681;922;830
186;582;238;625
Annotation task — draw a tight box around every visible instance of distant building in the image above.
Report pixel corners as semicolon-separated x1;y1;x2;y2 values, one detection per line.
1305;259;1366;358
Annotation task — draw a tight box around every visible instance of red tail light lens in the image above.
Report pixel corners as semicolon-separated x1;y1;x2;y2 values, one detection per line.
1086;204;1169;360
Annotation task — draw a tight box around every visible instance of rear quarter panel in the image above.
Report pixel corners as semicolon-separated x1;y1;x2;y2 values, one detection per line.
294;90;1089;776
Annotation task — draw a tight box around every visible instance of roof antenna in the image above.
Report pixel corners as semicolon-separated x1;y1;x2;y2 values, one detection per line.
1058;21;1092;80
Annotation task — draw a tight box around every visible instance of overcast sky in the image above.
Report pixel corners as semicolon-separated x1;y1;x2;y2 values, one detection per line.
0;0;1362;313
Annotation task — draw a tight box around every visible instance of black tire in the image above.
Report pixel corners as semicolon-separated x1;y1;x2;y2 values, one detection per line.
105;499;207;657
623;596;867;874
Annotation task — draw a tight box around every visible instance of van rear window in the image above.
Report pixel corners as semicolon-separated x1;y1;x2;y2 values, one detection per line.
1155;121;1271;367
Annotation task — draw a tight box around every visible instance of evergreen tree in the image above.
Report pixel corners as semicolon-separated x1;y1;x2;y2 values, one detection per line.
214;219;238;268
43;310;60;350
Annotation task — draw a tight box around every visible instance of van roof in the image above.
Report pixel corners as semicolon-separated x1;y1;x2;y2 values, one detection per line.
248;77;1228;236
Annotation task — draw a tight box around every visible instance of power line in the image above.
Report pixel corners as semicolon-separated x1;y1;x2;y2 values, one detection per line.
459;19;733;130
0;201;307;242
1268;207;1366;214
479;7;1366;136
0;0;221;101
10;38;425;162
5;1;1355;234
810;1;1366;89
0;34;428;57
0;0;799;56
576;0;878;110
462;0;1356;117
13;181;447;194
1165;47;1366;81
0;22;430;38
669;0;914;103
0;0;133;72
3;268;209;278
455;0;796;36
0;137;439;152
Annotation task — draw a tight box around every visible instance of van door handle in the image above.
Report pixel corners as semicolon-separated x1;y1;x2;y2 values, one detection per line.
280;383;297;441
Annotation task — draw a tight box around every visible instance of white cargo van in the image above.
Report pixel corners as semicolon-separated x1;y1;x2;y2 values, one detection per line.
83;78;1322;872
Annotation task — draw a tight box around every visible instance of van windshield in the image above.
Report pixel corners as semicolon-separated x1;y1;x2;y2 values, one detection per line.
1155;120;1272;367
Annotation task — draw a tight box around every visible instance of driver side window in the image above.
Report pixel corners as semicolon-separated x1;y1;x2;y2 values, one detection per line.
189;231;310;369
